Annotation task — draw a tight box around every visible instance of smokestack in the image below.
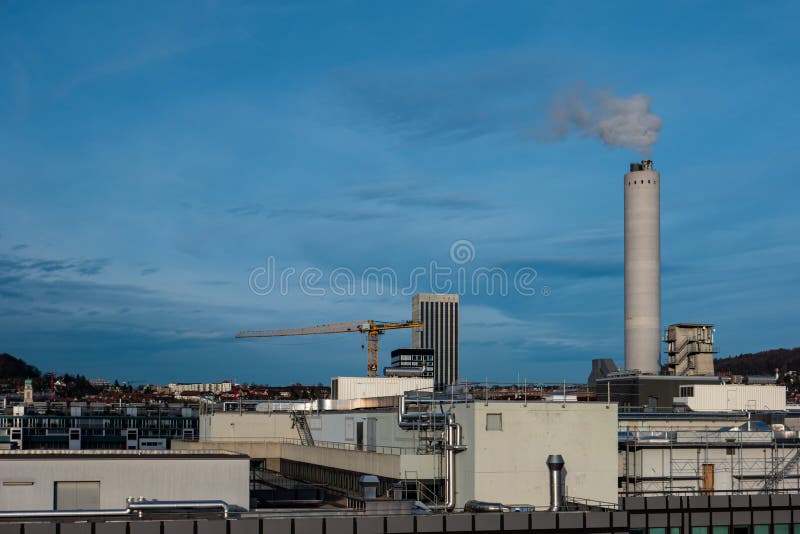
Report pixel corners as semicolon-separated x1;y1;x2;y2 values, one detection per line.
624;160;661;374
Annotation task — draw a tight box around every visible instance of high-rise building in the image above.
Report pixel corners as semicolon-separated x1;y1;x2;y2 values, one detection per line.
412;293;459;388
624;160;661;374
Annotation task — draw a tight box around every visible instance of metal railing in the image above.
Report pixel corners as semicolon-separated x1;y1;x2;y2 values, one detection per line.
185;435;422;455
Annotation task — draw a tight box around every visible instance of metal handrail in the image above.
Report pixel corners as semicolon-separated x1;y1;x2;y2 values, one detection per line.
188;436;422;455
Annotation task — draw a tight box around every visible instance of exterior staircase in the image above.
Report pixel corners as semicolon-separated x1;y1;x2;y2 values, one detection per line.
290;411;315;446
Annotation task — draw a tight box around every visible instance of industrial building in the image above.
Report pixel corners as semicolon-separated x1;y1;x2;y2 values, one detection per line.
598;374;723;410
412;293;460;388
664;324;717;376
0;449;249;511
180;387;619;510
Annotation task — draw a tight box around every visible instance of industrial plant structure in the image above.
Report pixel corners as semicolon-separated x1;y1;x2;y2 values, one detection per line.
624;160;662;374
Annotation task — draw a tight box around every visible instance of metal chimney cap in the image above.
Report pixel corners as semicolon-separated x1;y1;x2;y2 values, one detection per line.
546;454;565;469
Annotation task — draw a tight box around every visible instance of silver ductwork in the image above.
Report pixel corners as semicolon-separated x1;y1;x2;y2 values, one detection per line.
397;394;470;429
396;394;468;511
547;454;565;512
384;366;427;377
464;501;533;513
0;499;232;519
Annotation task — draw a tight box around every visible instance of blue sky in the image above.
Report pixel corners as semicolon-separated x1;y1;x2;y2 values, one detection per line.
1;1;798;385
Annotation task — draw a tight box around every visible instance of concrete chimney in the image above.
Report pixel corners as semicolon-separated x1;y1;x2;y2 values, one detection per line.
624;160;661;374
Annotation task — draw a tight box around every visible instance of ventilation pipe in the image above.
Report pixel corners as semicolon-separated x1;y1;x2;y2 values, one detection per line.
547;454;565;512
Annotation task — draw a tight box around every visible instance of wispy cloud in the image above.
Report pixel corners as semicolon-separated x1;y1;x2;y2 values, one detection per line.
334;49;556;144
353;185;494;211
0;255;111;277
225;203;386;222
140;267;159;276
499;257;622;280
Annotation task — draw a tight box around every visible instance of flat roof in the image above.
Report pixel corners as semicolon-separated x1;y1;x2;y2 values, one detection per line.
0;449;247;459
598;375;721;382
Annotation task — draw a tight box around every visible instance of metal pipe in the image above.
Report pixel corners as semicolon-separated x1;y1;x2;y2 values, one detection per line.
127;500;231;519
0;509;131;519
0;499;231;520
397;395;469;429
547;454;565;512
464;500;506;513
464;500;533;513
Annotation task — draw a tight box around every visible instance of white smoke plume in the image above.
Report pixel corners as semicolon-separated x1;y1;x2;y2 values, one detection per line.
537;86;662;154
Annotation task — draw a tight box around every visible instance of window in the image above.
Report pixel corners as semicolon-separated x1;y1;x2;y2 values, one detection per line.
486;413;502;431
712;527;729;534
55;481;100;510
680;386;695;397
774;525;790;534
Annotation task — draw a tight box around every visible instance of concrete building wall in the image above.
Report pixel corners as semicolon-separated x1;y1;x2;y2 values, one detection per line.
452;402;618;508
201;411;419;451
306;411;416;449
624;161;661;374
174;439;439;481
0;454;249;511
199;412;296;441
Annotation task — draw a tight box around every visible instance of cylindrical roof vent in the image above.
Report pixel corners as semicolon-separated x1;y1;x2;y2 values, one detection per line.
546;454;565;512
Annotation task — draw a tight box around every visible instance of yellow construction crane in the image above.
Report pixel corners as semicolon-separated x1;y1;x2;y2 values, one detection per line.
235;320;423;377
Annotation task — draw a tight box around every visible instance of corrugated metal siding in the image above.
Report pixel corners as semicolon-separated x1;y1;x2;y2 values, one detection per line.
330;377;433;400
687;385;786;411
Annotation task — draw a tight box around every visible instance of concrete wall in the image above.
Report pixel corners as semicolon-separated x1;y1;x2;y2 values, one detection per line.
174;439;439;481
202;410;419;451
200;412;296;441
0;455;249;511
307;411;416;449
453;402;618;508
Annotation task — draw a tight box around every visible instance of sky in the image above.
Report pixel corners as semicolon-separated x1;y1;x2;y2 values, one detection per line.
1;1;799;385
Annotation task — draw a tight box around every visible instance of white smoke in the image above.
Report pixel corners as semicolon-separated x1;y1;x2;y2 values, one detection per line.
537;86;662;154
